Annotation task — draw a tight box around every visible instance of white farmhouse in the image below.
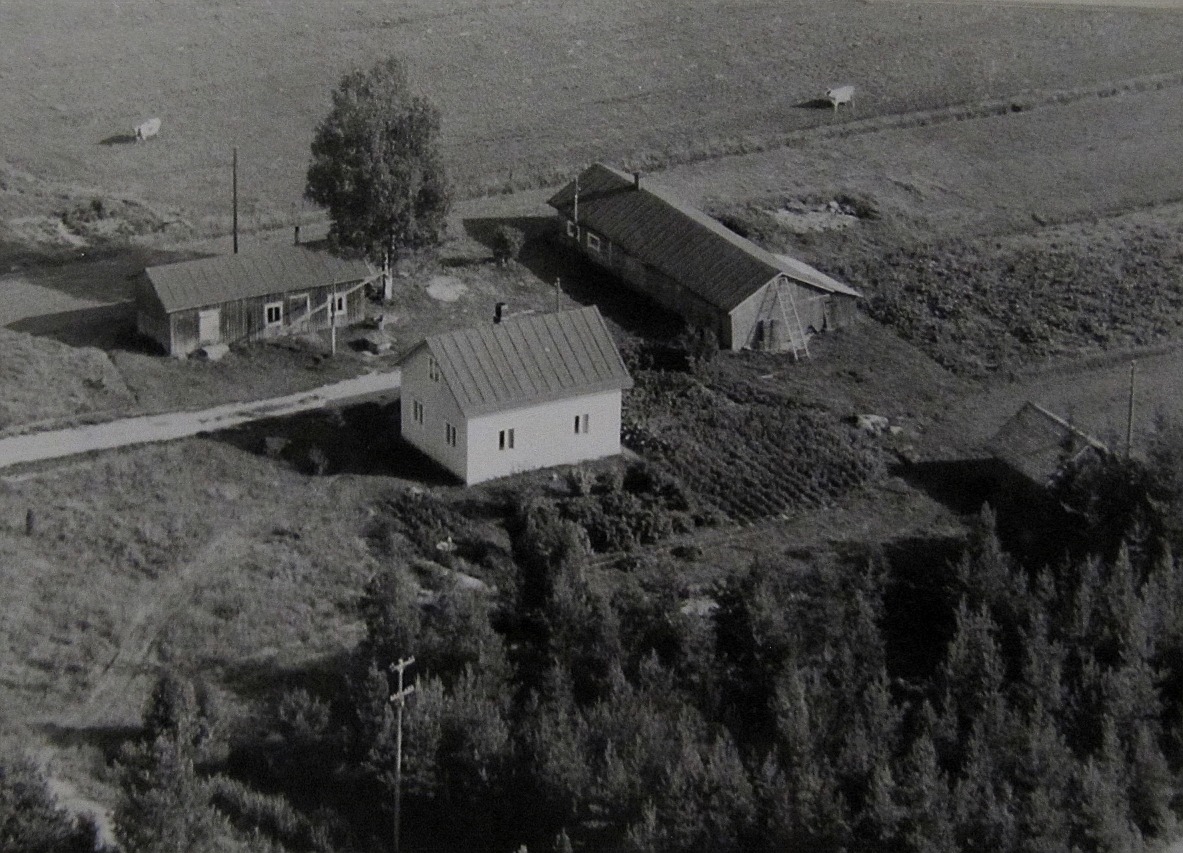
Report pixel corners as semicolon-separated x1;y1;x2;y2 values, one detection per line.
398;306;634;485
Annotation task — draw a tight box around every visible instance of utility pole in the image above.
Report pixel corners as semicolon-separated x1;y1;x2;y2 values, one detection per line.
1126;360;1137;459
555;276;561;312
232;146;239;254
330;287;338;356
389;656;416;853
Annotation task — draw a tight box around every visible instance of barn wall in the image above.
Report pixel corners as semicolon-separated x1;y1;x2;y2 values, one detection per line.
729;278;860;352
826;294;860;328
465;389;623;485
562;222;728;345
161;280;367;356
400;346;468;482
133;275;172;354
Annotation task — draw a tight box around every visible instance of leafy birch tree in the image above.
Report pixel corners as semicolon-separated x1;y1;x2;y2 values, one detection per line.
306;56;450;264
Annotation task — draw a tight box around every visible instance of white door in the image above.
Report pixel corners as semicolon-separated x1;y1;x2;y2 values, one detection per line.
198;308;220;344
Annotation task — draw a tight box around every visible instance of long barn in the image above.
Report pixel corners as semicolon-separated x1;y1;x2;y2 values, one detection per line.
135;246;375;356
548;164;861;355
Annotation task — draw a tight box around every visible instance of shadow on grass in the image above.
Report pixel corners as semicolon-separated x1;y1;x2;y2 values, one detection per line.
795;97;838;110
219;648;355;707
462;215;685;341
38;721;141;760
896;457;1089;569
99;133;138;146
893;457;1001;516
7;301;156;352
214;399;460;485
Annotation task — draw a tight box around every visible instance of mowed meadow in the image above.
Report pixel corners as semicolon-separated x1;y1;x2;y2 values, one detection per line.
4;0;1183;229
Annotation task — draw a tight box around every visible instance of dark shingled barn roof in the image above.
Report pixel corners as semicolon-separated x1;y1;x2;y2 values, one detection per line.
407;306;633;417
986;402;1109;487
142;246;373;313
547;163;860;312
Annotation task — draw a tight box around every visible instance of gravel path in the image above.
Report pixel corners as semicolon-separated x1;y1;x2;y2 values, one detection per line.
0;369;400;470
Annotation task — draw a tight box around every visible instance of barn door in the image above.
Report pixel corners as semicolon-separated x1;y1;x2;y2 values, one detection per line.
289;293;310;327
198;308;220;344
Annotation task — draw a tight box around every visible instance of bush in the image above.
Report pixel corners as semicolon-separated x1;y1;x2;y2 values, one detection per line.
305;445;329;476
0;753;96;853
368;488;472;561
491;225;525;265
207;775;329;852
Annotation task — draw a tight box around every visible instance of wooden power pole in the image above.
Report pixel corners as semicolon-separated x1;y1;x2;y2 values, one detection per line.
232;146;239;254
389;656;416;853
1126;360;1137;459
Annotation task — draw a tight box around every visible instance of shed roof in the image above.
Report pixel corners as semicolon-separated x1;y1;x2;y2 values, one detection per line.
547;164;860;312
407;306;633;417
142;246;373;313
986;402;1108;487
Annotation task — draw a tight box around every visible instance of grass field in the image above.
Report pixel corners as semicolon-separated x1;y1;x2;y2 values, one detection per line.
3;0;1183;233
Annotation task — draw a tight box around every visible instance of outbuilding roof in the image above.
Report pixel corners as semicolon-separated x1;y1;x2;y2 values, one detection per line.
986;402;1109;487
142;246;373;313
547;164;860;312
407;306;633;417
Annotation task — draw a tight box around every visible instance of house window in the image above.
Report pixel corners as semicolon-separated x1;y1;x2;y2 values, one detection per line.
566;220;578;238
445;422;457;447
586;233;602;252
575;413;590;434
429;358;441;382
332;294;346;317
264;301;283;327
499;428;515;450
412;400;424;425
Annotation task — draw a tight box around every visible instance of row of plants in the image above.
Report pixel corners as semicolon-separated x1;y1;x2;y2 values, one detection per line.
622;370;888;523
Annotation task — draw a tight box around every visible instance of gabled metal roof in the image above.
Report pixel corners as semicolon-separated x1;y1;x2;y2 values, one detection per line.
142;245;374;314
547;164;861;312
772;253;861;299
986;402;1109;487
407;306;633;417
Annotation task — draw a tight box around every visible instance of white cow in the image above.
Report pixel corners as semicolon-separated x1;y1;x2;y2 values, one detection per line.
134;118;162;141
825;86;855;112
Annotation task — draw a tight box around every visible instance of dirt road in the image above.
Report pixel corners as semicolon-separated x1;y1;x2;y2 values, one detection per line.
0;369;400;471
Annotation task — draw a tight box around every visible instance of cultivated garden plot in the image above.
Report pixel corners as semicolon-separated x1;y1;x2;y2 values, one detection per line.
623;370;891;525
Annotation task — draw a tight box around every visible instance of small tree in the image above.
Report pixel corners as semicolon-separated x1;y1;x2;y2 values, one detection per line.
306;56;451;265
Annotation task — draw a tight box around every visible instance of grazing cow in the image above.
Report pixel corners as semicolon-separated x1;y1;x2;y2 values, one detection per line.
134;118;162;141
825;86;855;112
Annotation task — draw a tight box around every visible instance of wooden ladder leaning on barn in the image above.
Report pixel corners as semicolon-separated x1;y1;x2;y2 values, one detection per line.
759;280;811;360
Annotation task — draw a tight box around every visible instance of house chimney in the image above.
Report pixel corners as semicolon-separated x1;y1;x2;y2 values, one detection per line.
632;171;640;189
494;302;506;324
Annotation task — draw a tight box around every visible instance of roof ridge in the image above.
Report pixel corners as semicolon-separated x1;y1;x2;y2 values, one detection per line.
408;306;632;417
548;164;859;311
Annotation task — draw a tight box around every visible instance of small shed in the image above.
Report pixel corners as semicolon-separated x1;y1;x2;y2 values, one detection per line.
134;246;375;356
986;402;1109;491
547;163;861;355
398;306;634;485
